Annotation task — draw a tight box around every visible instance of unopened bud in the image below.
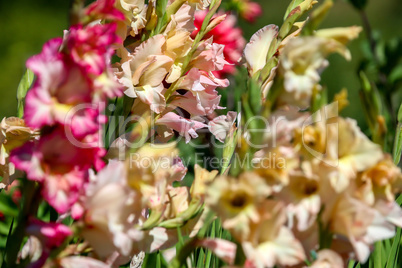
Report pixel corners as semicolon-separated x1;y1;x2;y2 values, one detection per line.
205;14;226;33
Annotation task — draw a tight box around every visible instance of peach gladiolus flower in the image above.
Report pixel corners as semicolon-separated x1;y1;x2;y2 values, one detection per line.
0;117;38;189
192;10;245;76
309;249;344;268
242;200;306;268
206;172;271;241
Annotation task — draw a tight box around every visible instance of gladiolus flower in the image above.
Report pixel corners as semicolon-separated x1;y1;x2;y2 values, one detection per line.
24;38;102;138
85;0;125;22
206;172;271;241
0;117;38;189
235;0;263;23
26;220;72;250
277;171;321;231
115;0;147;37
277;36;356;108
242;200;306;268
327;195;395;263
64;23;121;76
244;24;278;77
208;111;237;143
156;113;208;143
10;127;105;213
81;160;173;264
192;10;246;76
309;249;344;268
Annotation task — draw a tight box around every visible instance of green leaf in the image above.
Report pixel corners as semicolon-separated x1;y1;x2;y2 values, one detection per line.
393;104;402;165
371;241;382;268
393;123;402;165
385;228;401;268
386;228;401;268
348;260;356;268
196;249;205;268
156;0;168;18
221;129;237;175
302;0;333;35
389;65;402;84
2;217;14;263
0;194;18;217
156;251;162;268
16;69;34;118
155;0;169;33
248;79;262;116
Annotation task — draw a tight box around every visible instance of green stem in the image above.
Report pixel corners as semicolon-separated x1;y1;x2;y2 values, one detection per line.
360;10;395;122
168;238;200;268
5;180;41;265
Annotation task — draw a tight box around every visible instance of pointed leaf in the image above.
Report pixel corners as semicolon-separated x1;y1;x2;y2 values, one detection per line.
16;69;34;118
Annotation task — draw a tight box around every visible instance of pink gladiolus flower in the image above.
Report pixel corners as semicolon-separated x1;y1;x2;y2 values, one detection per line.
192;10;246;76
23;219;73;268
60;256;110;268
156;112;208;143
208;111;237;143
25;220;72;267
10;127;105;213
24;38;105;138
64;23;121;76
236;0;262;23
93;67;125;101
192;42;230;72
26;219;72;249
170;90;222;117
85;0;125;22
170;69;227;117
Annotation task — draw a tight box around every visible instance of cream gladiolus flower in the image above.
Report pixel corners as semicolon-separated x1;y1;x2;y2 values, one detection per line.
253;146;298;192
279;37;334;107
242;200;306;268
0;117;38;189
190;164;218;199
294;116;383;192
186;0;211;9
164;186;191;219
116;0;147;36
276;171;321;231
81;161;173;264
81;161;144;261
117;35;172;113
206;172;270;241
126;143;187;211
277;35;356;107
327;195;395;263
332;118;383;192
355;154;402;205
243;24;278;77
315;26;363;45
309;249;344;268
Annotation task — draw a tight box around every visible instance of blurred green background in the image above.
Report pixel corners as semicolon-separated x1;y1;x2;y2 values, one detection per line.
0;0;401;129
